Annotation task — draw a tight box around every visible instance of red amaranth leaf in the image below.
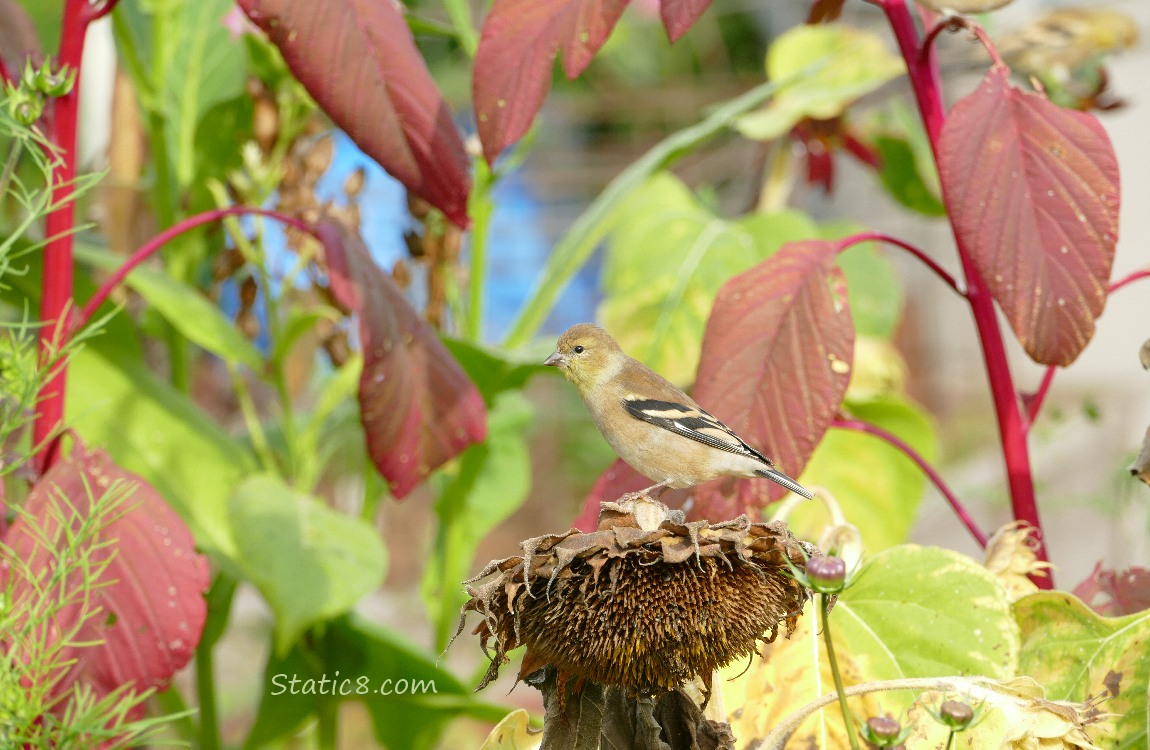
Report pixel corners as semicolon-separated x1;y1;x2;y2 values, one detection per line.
473;0;629;164
1073;563;1150;617
660;0;713;42
1;442;209;709
692;240;853;515
238;0;471;227
938;66;1119;366
319;219;487;498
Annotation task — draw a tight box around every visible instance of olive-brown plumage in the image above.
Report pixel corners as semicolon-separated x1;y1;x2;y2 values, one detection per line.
544;323;812;499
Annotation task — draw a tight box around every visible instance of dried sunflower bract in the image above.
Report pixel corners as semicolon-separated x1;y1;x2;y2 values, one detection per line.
455;498;817;696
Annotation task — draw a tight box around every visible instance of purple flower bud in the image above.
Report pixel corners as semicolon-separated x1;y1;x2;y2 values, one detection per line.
806;555;847;593
940;700;975;729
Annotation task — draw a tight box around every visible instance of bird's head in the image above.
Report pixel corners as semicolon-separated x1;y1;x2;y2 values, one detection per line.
544;323;623;390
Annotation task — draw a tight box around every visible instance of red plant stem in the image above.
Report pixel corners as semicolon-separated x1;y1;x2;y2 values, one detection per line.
1109;266;1150;294
31;0;94;475
1025;267;1150;426
1024;366;1057;428
842;131;881;170
835;417;988;548
75;207;316;332
84;0;123;23
838;231;962;294
920;16;1006;69
0;55;12;86
879;0;1049;580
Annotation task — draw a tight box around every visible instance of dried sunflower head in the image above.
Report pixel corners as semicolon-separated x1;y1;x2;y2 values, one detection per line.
455;498;817;696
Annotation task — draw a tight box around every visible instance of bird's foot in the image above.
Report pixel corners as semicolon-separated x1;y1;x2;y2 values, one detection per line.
604;482;674;531
617;481;670;504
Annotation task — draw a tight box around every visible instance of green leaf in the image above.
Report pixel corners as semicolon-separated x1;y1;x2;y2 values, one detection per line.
245;614;507;750
875;135;947;217
736;24;904;141
116;0;248;187
1016;591;1150;748
229;475;387;654
296;354;363;491
599;173;818;385
67;344;251;562
422;391;534;650
75;246;263;370
837;545;1019;682
794;394;936;551
270;304;342;369
442;338;542;405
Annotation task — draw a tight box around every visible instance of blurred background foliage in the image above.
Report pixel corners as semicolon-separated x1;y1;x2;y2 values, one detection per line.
2;0;1147;747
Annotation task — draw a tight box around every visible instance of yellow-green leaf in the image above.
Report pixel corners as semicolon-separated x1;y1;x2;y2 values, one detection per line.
1016;591;1150;747
599;173;818;385
736;24;904;141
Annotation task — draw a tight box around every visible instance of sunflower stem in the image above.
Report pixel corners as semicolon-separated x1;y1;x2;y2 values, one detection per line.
820;593;860;750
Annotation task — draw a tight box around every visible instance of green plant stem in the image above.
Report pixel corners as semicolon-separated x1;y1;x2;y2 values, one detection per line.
195;642;221;750
442;0;478;57
465;159;495;342
821;593;860;750
946;730;957;750
316;696;338;750
0;138;23;199
764;675;988;749
229;361;278;473
210;187;300;480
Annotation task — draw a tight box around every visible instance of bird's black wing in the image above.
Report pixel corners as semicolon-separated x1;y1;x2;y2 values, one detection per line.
621;397;773;465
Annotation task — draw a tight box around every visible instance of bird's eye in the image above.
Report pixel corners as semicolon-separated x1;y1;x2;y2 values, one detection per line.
573;345;585;354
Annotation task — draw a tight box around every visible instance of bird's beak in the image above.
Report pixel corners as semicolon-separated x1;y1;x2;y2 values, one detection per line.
543;350;566;368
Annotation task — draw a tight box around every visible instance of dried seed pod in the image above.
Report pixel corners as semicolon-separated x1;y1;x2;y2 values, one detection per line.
456;498;815;697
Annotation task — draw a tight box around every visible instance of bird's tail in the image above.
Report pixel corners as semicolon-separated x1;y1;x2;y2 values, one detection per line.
755;467;814;499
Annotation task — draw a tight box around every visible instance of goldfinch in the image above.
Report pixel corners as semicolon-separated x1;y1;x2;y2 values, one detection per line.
544;323;813;500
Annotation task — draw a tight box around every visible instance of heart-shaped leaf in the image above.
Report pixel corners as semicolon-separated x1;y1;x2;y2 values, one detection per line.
724;545;1018;744
238;0;471;226
692;240;854;513
1;443;209;708
473;0;628;164
1016;591;1150;745
228;475;386;653
938;66;1119;366
319;219;487;498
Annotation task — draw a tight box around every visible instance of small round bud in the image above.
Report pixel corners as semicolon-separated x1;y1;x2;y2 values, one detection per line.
12;98;43;127
939;700;975;729
866;716;901;741
806;555;847;593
